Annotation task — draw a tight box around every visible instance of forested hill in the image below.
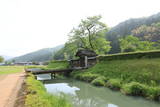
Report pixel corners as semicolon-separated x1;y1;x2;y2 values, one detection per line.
107;12;160;53
11;45;64;62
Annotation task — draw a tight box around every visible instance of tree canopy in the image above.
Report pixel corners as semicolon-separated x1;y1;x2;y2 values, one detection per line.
53;15;111;60
106;12;160;53
67;16;111;54
119;35;156;52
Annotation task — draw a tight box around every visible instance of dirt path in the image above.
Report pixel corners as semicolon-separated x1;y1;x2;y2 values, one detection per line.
0;72;25;107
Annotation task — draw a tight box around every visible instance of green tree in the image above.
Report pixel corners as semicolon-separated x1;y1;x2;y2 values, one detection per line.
119;35;156;52
0;56;4;63
53;42;78;60
119;35;139;52
67;15;111;54
53;48;65;60
12;59;15;63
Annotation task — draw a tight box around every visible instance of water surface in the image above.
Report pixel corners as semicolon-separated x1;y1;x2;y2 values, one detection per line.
37;74;160;107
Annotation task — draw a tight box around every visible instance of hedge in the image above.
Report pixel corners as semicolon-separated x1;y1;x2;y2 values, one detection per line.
98;50;160;61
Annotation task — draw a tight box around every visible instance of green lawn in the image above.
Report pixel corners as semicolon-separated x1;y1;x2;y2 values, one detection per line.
47;60;69;70
0;66;24;75
25;61;69;70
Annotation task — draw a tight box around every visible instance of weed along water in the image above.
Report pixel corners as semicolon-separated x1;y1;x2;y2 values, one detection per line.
37;74;160;107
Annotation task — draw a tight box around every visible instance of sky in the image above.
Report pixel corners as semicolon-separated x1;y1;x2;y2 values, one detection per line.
0;0;160;57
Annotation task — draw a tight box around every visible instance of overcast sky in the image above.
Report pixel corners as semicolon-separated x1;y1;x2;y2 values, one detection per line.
0;0;160;57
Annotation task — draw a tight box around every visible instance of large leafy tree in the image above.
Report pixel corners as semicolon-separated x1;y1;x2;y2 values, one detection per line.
119;35;156;52
67;15;111;54
53;16;111;60
53;42;78;60
0;56;4;63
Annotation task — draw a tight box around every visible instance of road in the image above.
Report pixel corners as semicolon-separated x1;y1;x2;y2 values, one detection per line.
0;72;24;107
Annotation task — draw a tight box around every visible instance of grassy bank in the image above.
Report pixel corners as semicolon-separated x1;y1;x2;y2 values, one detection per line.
71;58;160;101
25;74;71;107
0;66;24;75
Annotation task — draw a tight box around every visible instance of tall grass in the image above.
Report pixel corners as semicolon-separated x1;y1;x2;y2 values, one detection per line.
25;74;72;107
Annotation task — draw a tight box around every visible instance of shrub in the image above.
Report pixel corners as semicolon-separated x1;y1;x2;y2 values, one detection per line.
98;50;160;61
80;73;100;82
91;76;106;86
71;72;100;82
146;87;160;101
122;82;147;96
71;73;82;80
106;79;122;90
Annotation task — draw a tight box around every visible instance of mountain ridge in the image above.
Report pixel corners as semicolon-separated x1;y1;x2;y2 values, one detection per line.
11;44;64;62
107;12;160;53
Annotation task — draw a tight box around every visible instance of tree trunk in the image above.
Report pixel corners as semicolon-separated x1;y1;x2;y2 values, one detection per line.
87;28;94;50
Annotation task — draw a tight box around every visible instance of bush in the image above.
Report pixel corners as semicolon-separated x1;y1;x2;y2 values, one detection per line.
106;79;122;90
79;73;100;82
71;72;100;83
91;76;106;86
122;82;147;96
146;87;160;101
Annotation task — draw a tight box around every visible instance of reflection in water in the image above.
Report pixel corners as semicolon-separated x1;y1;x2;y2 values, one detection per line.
37;74;51;80
108;104;118;107
37;75;160;107
45;83;80;95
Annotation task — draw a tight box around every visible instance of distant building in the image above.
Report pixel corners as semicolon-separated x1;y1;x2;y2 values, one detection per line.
0;63;5;66
14;62;33;66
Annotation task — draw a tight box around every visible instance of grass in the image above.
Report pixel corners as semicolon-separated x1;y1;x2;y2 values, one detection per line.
0;66;24;75
122;82;147;96
47;60;69;70
106;79;122;90
83;58;160;85
71;58;160;101
91;76;106;86
25;60;69;70
25;74;72;107
71;72;100;82
24;65;47;69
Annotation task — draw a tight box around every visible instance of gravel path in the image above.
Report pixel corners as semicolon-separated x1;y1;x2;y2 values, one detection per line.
0;72;25;107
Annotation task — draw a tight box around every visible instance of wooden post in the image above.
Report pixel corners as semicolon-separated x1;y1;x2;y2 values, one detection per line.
85;56;88;68
51;73;53;79
34;75;37;80
54;73;56;79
